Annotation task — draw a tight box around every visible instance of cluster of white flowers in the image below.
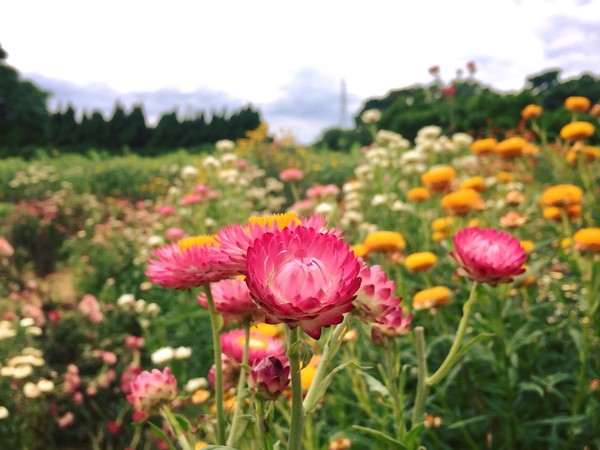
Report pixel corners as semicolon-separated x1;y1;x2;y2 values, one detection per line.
116;293;160;327
0;320;16;340
361;109;382;124
9;164;59;188
151;346;193;365
339;181;364;229
215;139;235;152
180;165;199;180
1;348;47;396
184;377;209;393
19;317;42;336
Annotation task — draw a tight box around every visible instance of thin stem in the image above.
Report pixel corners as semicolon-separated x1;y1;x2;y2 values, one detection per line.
255;397;272;450
227;319;251;446
203;283;226;444
412;327;429;427
427;281;479;386
383;340;405;440
287;327;304;450
303;315;349;412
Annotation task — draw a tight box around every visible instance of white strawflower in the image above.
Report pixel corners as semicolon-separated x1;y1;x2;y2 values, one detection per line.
215;139;235;152
417;125;442;139
117;294;136;307
13;365;33;379
134;299;147;313
202;156;221;170
400;150;426;164
19;318;35;328
26;327;43;336
1;366;15;377
0;328;16;340
151;347;175;365
23;382;41;399
452;132;473;150
174;346;193;359
371;194;388;207
0;406;8;419
361;109;382;124
21;348;42;357
185;377;208;392
37;379;55;393
148;235;165;247
315;202;334;216
180;165;199;179
220;152;237;165
145;303;161;315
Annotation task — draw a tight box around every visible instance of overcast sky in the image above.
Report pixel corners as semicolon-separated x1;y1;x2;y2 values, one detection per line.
2;0;600;143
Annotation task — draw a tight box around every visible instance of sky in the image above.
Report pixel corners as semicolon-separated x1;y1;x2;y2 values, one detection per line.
2;0;600;143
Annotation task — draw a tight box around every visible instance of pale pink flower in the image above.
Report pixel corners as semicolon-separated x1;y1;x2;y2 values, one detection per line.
78;295;103;323
451;227;527;286
0;237;14;257
125;336;144;350
157;205;176;216
221;329;286;365
371;307;413;345
247;355;290;400
64;364;81;395
279;168;304;182
121;364;142;395
306;184;340;200
197;279;264;326
289;199;314;214
245;226;361;339
165;228;186;241
22;304;46;327
146;240;236;290
208;355;239;391
57;412;75;428
126;367;178;420
102;351;117;365
180;193;204;205
354;263;401;322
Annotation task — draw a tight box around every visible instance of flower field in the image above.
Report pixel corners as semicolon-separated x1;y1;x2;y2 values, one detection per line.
0;98;599;450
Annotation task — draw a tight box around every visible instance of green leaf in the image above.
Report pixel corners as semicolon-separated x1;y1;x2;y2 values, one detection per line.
352;425;407;449
304;361;364;413
147;421;177;450
518;381;545;398
405;423;424;447
202;446;239;450
288;340;313;369
446;414;491;430
361;371;390;397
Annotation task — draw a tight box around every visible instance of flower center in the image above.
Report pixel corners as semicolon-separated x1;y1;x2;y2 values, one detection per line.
177;235;219;251
270;257;332;301
248;212;300;230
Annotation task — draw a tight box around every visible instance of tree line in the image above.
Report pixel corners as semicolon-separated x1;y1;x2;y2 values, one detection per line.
0;44;261;157
317;67;600;150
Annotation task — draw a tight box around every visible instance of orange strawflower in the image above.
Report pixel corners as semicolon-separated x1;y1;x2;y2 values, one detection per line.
351;243;369;258
543;205;581;222
573;228;600;253
520;240;535;255
495;137;528;159
560;121;595;141
432;217;453;232
421;166;456;192
459;176;486;192
364;231;406;253
471;138;497;156
540;184;583;208
521;104;543;120
565;144;600;164
506;190;526;205
495;171;513;184
407;187;431;202
404;252;438;271
564;96;591;113
441;188;482;215
413;286;452;310
499;211;527;228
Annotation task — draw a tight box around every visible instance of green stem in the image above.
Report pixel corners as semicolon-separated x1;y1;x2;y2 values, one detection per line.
427;281;479;386
383;341;405;440
226;320;251;446
412;327;429;427
287;327;304;450
303;315;349;412
255;397;272;450
204;283;226;444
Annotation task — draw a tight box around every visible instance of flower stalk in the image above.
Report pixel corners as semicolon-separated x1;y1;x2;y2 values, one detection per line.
287;327;304;450
226;319;251;446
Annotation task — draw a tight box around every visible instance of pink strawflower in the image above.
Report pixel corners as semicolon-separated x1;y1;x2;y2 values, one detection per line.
306;184;340;200
125;336;145;350
354;263;401;322
197;279;265;326
371;307;413;345
157;205;176;216
146;236;237;290
216;213;338;275
121;364;142;395
279;168;304;182
126;367;178;420
289;199;314;214
221;329;286;365
0;236;14;257
78;294;103;323
57;412;75;428
451;227;527;286
165;228;186;241
208;354;239;391
245;226;362;339
107;421;122;435
64;364;81;395
247;355;290;400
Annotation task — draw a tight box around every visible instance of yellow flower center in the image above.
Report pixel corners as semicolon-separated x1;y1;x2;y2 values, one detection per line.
177;235;219;251
247;212;300;230
238;335;270;350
